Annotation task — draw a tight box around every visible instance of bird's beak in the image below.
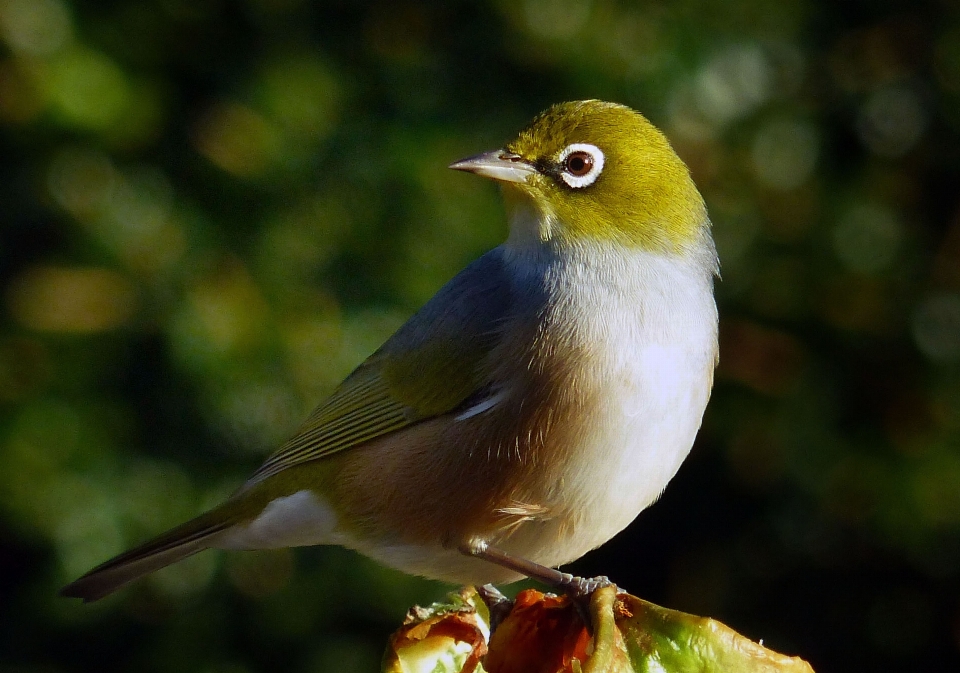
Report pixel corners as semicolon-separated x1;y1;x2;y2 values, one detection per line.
449;150;537;184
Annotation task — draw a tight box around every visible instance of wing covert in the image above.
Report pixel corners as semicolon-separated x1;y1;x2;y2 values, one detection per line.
249;250;514;483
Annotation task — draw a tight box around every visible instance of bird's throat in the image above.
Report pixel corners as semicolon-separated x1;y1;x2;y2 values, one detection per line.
502;185;554;250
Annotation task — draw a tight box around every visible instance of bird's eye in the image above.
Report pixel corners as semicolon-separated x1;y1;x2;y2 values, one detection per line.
565;151;593;176
557;143;604;189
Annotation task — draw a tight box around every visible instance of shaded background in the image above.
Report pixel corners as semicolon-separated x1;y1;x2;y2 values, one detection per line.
1;0;959;671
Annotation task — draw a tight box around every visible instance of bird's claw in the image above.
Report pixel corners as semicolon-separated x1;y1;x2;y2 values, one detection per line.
558;573;615;600
477;583;514;633
555;574;617;628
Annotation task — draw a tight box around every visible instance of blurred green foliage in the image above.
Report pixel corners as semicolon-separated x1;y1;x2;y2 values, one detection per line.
1;0;959;671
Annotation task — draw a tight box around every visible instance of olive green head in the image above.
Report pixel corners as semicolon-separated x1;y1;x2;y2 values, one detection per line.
451;100;709;252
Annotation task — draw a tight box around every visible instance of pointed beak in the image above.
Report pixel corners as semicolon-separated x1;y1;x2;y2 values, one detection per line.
449;150;537;184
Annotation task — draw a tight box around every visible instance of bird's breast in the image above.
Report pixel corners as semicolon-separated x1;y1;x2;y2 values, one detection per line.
489;244;719;563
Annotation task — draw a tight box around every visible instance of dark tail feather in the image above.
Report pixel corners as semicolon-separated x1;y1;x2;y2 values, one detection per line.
60;511;231;603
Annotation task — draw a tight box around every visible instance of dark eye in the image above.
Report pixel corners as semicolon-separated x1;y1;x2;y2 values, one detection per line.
557;143;604;188
564;151;594;177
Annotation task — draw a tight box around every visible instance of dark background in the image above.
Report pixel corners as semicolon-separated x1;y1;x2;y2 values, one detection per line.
2;1;960;671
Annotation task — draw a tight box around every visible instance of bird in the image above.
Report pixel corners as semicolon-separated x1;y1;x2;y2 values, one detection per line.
61;100;719;603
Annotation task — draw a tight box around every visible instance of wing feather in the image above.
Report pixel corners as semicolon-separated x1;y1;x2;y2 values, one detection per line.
248;251;515;484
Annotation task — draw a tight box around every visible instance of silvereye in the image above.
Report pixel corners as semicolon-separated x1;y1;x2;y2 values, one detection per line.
62;100;718;602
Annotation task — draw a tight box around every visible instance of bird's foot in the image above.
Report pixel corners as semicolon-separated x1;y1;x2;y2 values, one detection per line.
554;573;616;600
477;583;514;633
551;573;617;627
458;539;618;630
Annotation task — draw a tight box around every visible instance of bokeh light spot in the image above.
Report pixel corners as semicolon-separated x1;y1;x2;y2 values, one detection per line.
257;193;350;286
279;310;348;401
48;150;187;274
257;56;340;141
214;381;301;454
194;101;283;177
0;58;46;122
3;399;82;479
56;491;124;578
857;85;928;157
609;12;664;74
695;45;772;127
752;119;818;190
522;0;591;39
832;202;902;274
99;168;184;274
174;261;270;359
7;266;137;333
121;460;196;535
0;0;72;56
49;47;131;130
47;146;117;219
912;452;960;528
912;293;960;363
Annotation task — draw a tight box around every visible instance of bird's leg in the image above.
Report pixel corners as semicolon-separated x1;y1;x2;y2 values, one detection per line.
458;539;616;602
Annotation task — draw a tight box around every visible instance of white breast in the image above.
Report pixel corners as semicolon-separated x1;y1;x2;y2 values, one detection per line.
505;242;719;565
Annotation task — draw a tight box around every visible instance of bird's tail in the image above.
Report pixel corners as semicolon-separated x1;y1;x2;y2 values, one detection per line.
59;509;233;603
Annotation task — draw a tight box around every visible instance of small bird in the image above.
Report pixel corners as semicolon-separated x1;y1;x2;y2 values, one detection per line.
61;100;718;602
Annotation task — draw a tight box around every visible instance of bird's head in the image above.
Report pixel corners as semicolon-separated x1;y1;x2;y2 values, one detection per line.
451;100;709;253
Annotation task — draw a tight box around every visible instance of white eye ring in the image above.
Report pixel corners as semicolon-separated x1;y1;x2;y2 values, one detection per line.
558;143;604;188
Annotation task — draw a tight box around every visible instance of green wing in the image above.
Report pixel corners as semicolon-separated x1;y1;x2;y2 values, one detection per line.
249;250;515;483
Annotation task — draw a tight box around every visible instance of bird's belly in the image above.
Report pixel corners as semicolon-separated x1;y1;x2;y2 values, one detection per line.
502;342;714;569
